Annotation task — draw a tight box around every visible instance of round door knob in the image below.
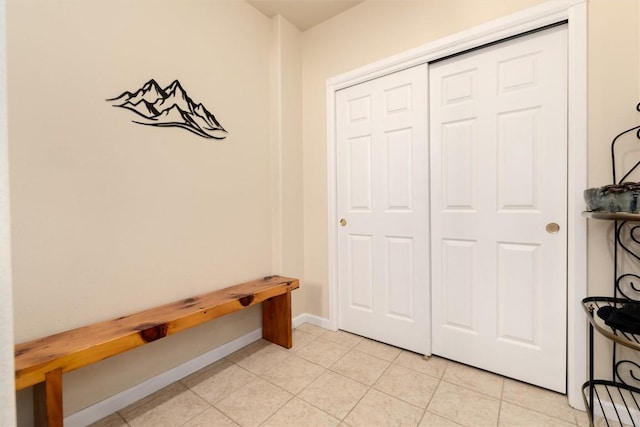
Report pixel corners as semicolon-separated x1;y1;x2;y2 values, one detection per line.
546;223;560;234
340;218;347;227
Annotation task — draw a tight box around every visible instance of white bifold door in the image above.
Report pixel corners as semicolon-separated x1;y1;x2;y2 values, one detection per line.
429;25;568;392
336;64;430;355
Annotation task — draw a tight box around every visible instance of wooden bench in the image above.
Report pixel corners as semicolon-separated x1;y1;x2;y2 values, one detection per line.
14;275;299;427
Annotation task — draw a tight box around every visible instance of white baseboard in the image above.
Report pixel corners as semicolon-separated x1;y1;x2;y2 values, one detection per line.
295;312;335;330
64;313;330;427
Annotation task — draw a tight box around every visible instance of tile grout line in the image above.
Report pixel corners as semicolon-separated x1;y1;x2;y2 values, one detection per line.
183;360;253;426
256;353;333;424
322;341;369;423
256;337;341;425
496;374;506;427
334;347;447;426
338;347;399;424
421;358;469;426
416;355;445;427
177;398;211;427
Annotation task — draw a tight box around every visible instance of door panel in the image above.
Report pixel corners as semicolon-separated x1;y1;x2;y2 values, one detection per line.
348;136;372;210
386;236;414;319
430;26;568;392
441;239;475;332
348;234;373;310
337;64;430;355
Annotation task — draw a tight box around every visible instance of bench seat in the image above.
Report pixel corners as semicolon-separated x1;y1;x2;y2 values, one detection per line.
14;275;299;426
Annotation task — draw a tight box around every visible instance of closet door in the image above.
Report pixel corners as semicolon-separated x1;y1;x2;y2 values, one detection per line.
430;25;568;392
336;64;430;354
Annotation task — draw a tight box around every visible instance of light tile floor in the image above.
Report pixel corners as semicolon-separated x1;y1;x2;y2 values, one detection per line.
90;323;594;427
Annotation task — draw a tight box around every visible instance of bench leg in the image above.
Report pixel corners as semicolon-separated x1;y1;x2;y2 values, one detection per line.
33;368;63;427
262;290;293;349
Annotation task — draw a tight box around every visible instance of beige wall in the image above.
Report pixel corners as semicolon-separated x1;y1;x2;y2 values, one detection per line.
270;15;304;316
8;0;274;341
587;0;640;298
7;0;303;420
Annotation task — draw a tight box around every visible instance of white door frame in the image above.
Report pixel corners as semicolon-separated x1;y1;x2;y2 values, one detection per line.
326;0;587;409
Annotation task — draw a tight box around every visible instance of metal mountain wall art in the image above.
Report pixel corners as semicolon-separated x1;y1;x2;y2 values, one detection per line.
107;79;228;140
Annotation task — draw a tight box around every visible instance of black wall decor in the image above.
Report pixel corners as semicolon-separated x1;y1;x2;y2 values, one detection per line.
108;79;228;139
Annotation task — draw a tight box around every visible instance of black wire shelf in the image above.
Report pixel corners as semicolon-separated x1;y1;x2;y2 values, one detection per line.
582;102;640;426
583;297;640;352
583;297;640;426
581;379;640;426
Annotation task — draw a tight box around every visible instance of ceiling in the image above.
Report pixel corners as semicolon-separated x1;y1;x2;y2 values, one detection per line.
247;0;364;31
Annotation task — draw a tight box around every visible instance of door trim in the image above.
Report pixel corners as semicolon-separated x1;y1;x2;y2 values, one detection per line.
326;0;587;409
